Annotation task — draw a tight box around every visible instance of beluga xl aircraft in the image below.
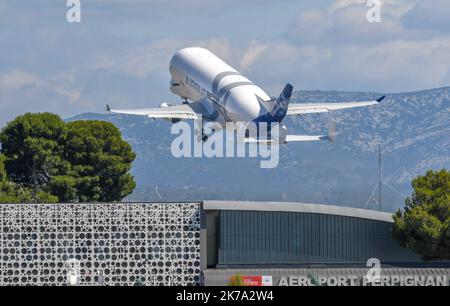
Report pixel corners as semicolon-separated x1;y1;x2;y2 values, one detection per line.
107;47;384;143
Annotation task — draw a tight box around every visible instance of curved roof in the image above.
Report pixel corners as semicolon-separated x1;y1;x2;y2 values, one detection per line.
203;200;394;223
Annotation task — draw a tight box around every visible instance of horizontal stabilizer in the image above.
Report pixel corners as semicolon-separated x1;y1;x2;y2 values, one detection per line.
285;121;337;143
285;135;327;142
244;122;337;144
243;138;275;144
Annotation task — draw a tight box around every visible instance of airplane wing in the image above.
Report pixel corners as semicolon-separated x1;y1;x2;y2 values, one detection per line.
287;96;385;115
106;101;211;120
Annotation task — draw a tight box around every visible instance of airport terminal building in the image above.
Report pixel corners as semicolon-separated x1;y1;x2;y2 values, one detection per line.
0;201;448;286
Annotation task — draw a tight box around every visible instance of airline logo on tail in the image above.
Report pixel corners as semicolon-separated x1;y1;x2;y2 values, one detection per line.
269;83;293;122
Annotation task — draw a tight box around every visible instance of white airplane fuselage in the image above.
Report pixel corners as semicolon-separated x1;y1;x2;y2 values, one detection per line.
169;47;272;125
108;47;383;144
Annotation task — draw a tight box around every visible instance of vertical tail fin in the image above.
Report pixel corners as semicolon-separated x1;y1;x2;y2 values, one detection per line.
269;83;293;122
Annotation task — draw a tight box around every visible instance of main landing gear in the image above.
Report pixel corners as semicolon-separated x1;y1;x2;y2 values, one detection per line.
195;126;214;142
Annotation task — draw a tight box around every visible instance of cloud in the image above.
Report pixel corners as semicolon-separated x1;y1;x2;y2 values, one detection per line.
47;86;81;105
0;70;43;91
90;0;277;12
402;0;450;33
289;0;420;46
229;0;447;92
90;39;181;79
328;0;366;13
328;0;417;14
242;36;450;93
240;41;269;70
89;38;235;79
0;69;82;105
290;9;332;44
75;0;283;23
1;0;449;126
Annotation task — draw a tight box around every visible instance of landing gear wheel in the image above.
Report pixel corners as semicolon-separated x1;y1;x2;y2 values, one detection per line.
195;128;208;142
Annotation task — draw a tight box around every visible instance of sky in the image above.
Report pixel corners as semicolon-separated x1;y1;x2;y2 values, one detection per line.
1;0;450;126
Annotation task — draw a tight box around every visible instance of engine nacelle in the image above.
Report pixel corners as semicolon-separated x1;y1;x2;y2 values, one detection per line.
159;103;181;123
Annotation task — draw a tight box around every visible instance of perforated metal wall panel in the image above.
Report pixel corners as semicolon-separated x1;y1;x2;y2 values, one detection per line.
0;203;201;286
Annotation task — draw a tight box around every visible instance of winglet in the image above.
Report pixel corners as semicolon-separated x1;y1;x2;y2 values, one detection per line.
376;96;386;103
106;104;111;112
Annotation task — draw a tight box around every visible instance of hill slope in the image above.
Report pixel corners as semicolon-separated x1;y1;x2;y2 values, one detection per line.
67;87;450;212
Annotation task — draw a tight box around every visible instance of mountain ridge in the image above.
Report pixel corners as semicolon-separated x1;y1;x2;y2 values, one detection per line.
67;87;450;212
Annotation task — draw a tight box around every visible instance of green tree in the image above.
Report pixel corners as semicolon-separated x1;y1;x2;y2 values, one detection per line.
1;113;136;203
0;153;26;202
0;154;57;203
48;175;77;203
393;169;450;260
0;154;6;183
0;113;69;188
63;120;136;202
